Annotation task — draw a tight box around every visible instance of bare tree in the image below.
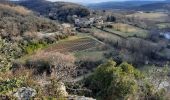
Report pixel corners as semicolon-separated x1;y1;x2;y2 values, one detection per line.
30;51;76;82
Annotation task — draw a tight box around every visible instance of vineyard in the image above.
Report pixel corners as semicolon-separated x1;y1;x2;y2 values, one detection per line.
44;37;101;53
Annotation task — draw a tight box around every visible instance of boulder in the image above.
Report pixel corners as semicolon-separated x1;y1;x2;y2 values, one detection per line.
67;95;96;100
13;87;36;100
56;82;68;97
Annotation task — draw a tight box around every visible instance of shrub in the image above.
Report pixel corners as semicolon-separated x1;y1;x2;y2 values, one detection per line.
88;60;167;100
24;41;48;54
25;51;76;82
0;77;25;94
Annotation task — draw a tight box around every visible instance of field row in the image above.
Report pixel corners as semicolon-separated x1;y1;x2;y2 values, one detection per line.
43;37;101;53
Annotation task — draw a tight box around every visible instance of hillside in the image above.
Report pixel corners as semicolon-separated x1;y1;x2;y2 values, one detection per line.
133;2;170;11
0;2;64;41
0;0;170;100
0;2;75;60
88;1;161;10
16;0;90;22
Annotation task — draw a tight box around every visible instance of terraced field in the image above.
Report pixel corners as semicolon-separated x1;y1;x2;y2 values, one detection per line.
105;28;148;38
43;37;101;53
18;36;105;63
157;23;170;29
92;27;123;42
126;12;169;22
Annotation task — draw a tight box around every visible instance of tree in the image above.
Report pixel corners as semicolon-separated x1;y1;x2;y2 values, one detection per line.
88;60;168;100
106;15;116;22
89;60;141;99
26;51;76;82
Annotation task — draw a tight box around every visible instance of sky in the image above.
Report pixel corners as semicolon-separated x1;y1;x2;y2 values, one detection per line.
48;0;165;3
10;0;166;4
49;0;113;3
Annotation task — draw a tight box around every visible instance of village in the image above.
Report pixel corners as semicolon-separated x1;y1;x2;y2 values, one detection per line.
0;0;170;99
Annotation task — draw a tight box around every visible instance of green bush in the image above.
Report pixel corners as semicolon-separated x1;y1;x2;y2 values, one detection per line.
0;38;23;72
24;41;48;54
90;60;140;99
88;60;166;100
0;77;25;94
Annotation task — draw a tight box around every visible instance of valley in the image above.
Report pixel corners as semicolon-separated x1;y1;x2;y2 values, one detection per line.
0;0;170;100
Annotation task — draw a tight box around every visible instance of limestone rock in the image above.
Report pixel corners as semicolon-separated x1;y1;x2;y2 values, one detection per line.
56;82;68;97
13;87;36;100
67;95;96;100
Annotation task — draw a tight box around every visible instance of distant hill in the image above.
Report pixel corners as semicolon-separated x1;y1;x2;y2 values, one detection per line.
87;1;161;10
87;0;170;11
16;0;90;22
133;2;170;11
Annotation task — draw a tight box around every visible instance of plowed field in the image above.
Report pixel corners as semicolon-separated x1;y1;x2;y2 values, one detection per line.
44;37;101;53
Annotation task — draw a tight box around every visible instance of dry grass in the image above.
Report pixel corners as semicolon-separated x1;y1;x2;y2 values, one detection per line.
0;4;31;15
157;23;170;29
126;12;169;22
111;23;141;33
0;67;33;82
92;28;122;43
126;12;168;19
30;51;75;63
28;51;76;82
75;50;106;61
105;23;148;38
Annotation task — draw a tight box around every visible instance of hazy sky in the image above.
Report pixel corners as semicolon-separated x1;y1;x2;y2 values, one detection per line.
49;0;113;3
48;0;164;3
11;0;165;3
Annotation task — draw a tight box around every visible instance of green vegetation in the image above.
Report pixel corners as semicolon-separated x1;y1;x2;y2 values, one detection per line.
0;2;74;69
0;3;76;99
0;3;61;41
127;12;168;19
0;1;170;100
126;12;169;22
105;28;148;38
0;38;22;72
0;77;25;94
86;60;167;100
74;51;106;61
92;27;122;44
18;0;90;22
24;41;48;54
157;23;170;29
157;48;170;60
105;23;148;38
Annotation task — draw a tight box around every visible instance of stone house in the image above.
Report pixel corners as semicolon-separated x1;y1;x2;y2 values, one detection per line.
61;23;76;35
94;16;104;27
74;15;104;28
74;18;94;28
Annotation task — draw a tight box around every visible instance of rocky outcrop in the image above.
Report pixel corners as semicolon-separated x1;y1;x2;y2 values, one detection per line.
56;82;69;97
67;95;96;100
13;87;36;100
